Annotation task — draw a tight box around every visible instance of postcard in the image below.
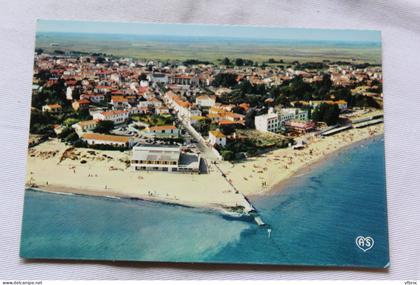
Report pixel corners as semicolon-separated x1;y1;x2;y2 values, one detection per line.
20;19;388;268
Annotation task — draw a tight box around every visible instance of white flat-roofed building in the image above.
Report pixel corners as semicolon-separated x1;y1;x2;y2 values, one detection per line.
255;108;281;133
255;107;309;133
279;108;308;122
131;145;200;173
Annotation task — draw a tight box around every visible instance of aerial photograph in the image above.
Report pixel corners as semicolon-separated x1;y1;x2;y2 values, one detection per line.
20;19;388;268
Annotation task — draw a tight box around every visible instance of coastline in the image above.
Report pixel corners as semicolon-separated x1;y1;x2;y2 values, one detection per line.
25;186;251;219
254;132;385;198
25;124;384;216
218;123;384;197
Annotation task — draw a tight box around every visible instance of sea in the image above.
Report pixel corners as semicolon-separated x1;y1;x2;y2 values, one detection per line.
20;136;389;268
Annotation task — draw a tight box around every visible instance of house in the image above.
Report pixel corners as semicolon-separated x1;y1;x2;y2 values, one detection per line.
111;96;131;110
195;95;216;107
80;93;105;104
224;112;245;123
82;133;134;148
145;125;179;138
138;97;162;108
42;103;62;114
72;99;90;111
155;106;170;115
209;130;226;147
72;120;99;135
170;74;198;86
254;108;281;133
131;145;200;173
190;116;206;125
92;110;129;124
147;73;168;85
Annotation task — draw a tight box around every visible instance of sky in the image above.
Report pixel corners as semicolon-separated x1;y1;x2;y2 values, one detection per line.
37;19;381;43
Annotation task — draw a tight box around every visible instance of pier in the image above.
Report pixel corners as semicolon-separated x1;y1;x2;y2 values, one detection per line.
213;161;267;227
254;216;266;226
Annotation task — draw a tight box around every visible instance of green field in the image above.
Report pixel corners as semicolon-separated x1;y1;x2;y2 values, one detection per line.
36;33;381;64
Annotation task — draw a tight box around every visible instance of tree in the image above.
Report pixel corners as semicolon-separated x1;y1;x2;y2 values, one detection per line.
212;73;238;88
221;57;231;66
221;150;234;161
311;103;340;126
138;73;147;81
63;118;79;127
219;124;235;136
93;120;114;134
235;58;244;66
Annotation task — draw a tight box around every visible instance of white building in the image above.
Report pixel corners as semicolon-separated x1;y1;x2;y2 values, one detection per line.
255;108;281;133
255;107;308;133
144;125;179;138
196;95;216;107
131;145;200;173
111;96;131;110
72;120;99;136
279;108;308;122
147;73;168;85
209;130;227;147
92;110;129;124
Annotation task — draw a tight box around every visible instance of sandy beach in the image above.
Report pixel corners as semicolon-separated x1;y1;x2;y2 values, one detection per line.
25;139;254;215
25;123;384;214
218;123;384;196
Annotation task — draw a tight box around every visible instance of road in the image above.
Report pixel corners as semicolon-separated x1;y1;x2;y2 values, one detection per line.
177;113;219;161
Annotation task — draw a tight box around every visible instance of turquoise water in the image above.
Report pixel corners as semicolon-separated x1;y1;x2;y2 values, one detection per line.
20;136;389;268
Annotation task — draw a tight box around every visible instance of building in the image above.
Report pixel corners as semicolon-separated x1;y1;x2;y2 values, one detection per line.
82;133;134;148
255;108;309;133
92;110;129;124
111;96;131;110
209;130;227;147
131;145;200;173
80;93;105;104
195;95;216;107
147;73;168;85
284;120;316;133
72;99;90;111
145;125;179;138
279;108;308;122
72;120;99;135
42;103;62;114
255;108;281;133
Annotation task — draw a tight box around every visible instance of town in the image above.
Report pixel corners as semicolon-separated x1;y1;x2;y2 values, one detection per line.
27;49;384;218
30;50;383;170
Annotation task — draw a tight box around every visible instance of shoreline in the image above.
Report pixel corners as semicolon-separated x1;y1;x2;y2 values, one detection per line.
25;185;248;218
251;132;384;198
25;124;384;217
218;123;384;197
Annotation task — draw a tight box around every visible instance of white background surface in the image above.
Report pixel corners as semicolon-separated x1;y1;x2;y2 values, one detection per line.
0;0;419;280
